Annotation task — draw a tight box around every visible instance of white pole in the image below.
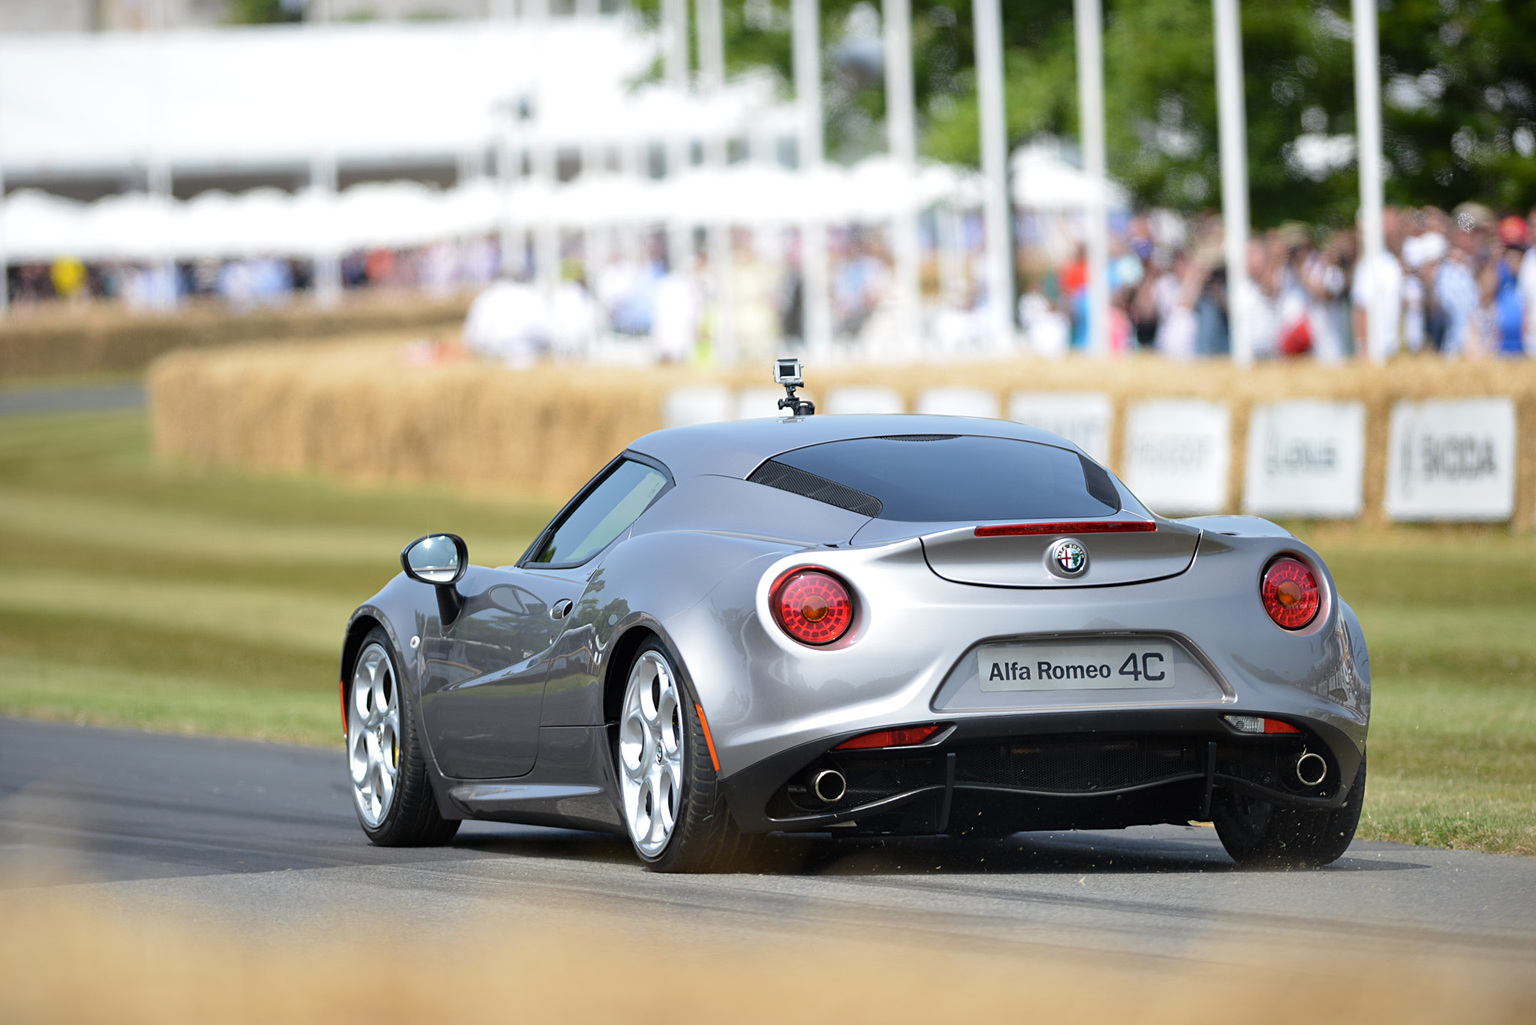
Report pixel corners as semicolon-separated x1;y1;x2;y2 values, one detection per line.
311;150;342;308
973;0;1014;350
582;140;609;284
1073;0;1109;356
697;0;734;364
146;27;176;311
619;132;644;267
497;107;523;277
663;0;692;279
1214;0;1251;365
793;0;832;356
663;0;688;87
0;99;7;319
1352;0;1386;364
533;124;559;301
883;0;922;358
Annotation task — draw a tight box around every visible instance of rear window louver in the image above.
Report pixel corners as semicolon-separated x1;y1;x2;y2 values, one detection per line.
747;460;884;518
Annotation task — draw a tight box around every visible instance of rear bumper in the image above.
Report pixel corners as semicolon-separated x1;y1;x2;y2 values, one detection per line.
718;708;1364;835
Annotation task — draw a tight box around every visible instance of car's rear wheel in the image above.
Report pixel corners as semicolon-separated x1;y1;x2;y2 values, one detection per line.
348;628;459;847
617;640;755;872
1213;753;1366;868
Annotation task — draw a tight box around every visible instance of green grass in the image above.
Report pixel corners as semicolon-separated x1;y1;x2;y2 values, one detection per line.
1301;524;1536;855
0;408;552;746
1;408;1532;855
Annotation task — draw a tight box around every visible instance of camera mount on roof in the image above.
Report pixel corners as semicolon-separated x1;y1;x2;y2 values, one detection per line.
773;358;815;417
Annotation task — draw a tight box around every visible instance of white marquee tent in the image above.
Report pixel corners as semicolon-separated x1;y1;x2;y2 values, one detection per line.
0;157;984;262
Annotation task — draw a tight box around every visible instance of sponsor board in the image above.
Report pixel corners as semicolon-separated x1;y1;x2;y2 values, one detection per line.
1007;391;1113;463
916;387;1000;418
1385;398;1516;521
662;386;731;427
826;386;904;415
1122;399;1231;514
1243;400;1366;518
734;387;789;420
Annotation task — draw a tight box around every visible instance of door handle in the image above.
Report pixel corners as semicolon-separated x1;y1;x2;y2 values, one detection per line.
550;598;574;621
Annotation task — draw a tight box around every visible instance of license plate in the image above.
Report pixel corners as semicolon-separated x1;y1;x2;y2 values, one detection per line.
978;640;1176;691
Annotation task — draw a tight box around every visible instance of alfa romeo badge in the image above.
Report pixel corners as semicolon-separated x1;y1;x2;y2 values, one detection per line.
1050;538;1088;576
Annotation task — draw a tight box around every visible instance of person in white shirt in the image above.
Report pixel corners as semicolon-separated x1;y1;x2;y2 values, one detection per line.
1351;207;1405;360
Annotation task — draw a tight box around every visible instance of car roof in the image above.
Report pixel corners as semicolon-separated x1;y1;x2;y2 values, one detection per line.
627;414;1082;481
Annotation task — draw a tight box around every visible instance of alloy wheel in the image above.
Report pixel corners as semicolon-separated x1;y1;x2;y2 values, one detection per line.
619;649;685;858
349;641;401;827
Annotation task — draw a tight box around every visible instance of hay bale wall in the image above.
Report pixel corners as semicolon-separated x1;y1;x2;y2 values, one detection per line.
0;296;469;379
149;339;1536;524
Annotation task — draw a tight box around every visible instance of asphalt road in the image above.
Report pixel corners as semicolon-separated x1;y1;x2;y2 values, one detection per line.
2;716;1533;972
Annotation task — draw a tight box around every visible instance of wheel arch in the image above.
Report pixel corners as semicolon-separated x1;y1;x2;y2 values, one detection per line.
340;613;386;686
602;623;663;727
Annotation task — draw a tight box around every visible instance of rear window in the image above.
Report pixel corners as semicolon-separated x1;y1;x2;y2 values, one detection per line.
748;434;1123;522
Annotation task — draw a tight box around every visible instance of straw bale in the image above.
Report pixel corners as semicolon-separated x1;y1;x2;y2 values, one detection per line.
149;341;1536;523
0;295;469;378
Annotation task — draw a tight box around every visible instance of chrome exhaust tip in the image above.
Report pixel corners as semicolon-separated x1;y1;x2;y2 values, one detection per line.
1295;751;1328;787
812;769;847;804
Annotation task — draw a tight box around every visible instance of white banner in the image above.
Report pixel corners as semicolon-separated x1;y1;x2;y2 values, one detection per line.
1385;398;1516;521
1123;399;1231;515
1243;401;1366;518
1008;391;1112;463
917;388;1000;418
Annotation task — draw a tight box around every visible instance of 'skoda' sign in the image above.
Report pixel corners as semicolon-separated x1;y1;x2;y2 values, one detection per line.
1385;398;1516;521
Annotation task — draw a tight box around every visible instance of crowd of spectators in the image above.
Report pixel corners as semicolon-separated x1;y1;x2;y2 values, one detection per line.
8;201;1534;365
1032;202;1536;362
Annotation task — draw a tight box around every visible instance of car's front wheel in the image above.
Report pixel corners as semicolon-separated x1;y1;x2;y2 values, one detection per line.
616;640;754;872
348;628;459;847
1213;753;1366;868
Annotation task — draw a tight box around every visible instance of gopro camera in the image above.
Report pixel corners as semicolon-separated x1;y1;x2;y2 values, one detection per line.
773;358;804;387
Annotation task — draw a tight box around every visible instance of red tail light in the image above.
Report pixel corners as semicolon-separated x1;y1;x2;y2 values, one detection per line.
974;519;1156;537
771;568;854;646
1262;557;1320;630
835;724;944;750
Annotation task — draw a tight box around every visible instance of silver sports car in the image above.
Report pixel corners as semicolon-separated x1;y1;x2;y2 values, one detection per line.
340;384;1370;872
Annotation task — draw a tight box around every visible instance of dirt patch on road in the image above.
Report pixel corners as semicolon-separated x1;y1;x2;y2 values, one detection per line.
2;886;1531;1025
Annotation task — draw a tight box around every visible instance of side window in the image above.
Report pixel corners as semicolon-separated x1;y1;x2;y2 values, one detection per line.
530;460;669;566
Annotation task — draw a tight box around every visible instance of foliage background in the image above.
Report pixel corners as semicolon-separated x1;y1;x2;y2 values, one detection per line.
630;0;1536;227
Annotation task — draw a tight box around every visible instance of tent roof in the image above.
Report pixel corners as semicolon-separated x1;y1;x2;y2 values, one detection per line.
0;20;777;177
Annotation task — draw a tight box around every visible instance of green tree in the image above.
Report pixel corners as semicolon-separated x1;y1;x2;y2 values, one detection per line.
639;0;1536;225
228;0;304;24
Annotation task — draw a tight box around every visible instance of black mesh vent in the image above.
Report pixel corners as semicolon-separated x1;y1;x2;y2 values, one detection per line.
747;460;883;517
877;434;959;442
955;737;1201;793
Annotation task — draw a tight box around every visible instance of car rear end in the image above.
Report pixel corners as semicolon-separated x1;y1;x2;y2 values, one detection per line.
693;431;1369;840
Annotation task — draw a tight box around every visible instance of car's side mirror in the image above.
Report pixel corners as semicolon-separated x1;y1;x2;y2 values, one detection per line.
401;533;468;626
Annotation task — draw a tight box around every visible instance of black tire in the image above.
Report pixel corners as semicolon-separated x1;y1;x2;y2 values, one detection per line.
1214;753;1366;868
347;627;460;847
615;640;758;873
